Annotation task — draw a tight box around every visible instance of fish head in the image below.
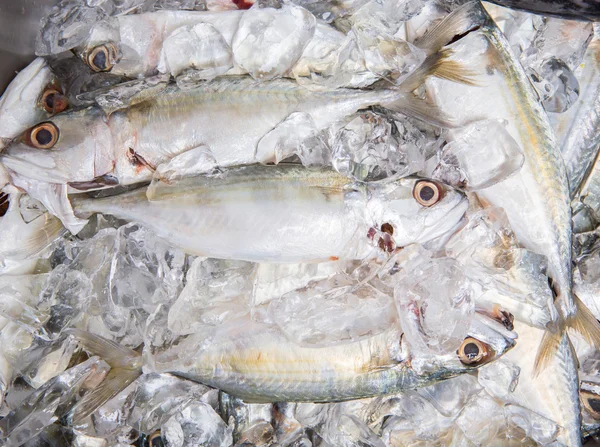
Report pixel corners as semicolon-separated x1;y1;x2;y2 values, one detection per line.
380;178;468;247
0;106;114;187
0;57;68;149
405;310;518;381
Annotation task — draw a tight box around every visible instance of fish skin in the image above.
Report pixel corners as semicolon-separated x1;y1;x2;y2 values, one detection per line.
485;0;600;21
425;2;596;359
70;165;468;262
550;30;600;199
0;57;55;149
502;321;581;447
67;309;516;407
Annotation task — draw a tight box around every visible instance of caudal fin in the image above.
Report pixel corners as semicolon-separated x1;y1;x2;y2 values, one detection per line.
569;294;600;349
533;295;600;375
64;329;143;424
415;1;482;54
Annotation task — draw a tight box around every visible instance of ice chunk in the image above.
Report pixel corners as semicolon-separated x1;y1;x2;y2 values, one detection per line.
36;4;107;55
232;2;317;80
26;338;77;389
168;258;256;336
417;374;482;419
127;373;209;434
352;25;425;84
350;0;424;34
432;120;524;190
255;112;330;166
331;111;432;182
269;273;397;347
394;257;474;361
159;23;233;78
253;261;342;306
454;395;503;445
0;357;110;446
504;404;559;445
478;359;520;400
162;402;233;447
529;58;580;113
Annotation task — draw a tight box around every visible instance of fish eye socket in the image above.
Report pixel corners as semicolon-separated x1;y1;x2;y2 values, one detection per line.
28;122;59;149
147;430;163;447
582;391;600;420
0;192;9;217
87;44;116;72
457;337;491;366
413;180;442;207
41;88;68;114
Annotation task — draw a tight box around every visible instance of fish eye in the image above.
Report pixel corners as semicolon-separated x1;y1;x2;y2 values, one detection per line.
28;122;59;149
41;87;68;114
413;180;443;207
0;192;9;217
457;337;492;366
147;430;163;447
87;44;116;72
582;390;600;420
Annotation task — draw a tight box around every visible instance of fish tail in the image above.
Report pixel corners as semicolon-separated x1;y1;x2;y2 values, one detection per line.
568;294;600;350
1;213;66;262
64;329;143;424
398;48;479;93
415;1;481;53
533;294;600;375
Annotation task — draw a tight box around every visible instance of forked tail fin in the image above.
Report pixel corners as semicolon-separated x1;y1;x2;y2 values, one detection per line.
533;294;600;375
64;329;143;424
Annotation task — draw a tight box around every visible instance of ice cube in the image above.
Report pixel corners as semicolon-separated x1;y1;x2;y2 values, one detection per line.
454;395;503;445
0;357;110;446
350;0;424;34
478;359;520;400
232;2;317;80
36;3;107;55
269;273;396;347
168;258;256;336
255;112;330;166
417;374;482;419
159;23;233;78
394;257;474;359
162;402;233;447
253;261;342;306
432;120;524;190
530;58;580;113
331;111;431;182
352;24;425;84
504;404;559;445
127;373;209;435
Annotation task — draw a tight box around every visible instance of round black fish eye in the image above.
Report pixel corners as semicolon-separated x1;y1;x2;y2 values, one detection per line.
28;122;59;149
41;88;68;114
458;337;491;366
87;44;117;72
413;180;442;207
582;390;600;420
147;430;163;447
0;192;9;217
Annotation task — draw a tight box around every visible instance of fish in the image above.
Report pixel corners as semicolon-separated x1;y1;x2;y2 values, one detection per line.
502;321;581;446
485;0;600;21
1;49;472;234
550;26;600;199
0;57;67;151
423;1;600;373
573;148;600;234
63;307;516;422
68;165;468;262
0;188;65;271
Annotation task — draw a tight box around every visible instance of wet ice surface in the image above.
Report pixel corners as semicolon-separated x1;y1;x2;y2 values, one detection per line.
4;1;600;446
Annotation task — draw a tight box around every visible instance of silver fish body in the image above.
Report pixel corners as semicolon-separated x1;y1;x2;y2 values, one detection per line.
486;0;600;21
70;165;468;262
426;3;577;333
550;29;600;199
